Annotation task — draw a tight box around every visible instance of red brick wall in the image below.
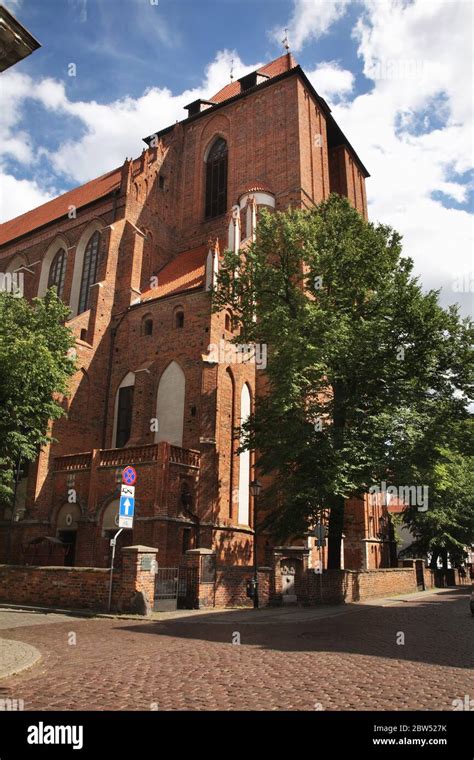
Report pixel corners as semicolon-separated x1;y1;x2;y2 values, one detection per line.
302;568;418;604
0;546;157;613
213;566;270;608
0;564;112;610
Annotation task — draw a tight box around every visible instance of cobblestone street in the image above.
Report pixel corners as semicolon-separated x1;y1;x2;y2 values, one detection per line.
0;589;472;712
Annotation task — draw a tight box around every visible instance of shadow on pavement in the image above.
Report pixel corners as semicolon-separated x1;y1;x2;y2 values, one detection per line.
116;588;473;670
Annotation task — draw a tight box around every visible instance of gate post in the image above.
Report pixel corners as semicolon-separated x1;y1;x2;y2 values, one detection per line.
184;548;216;608
118;545;158;615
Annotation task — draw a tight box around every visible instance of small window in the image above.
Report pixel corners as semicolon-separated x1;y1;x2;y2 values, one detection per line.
225;313;232;332
174;309;184;329
159;175;165;190
141;317;153;336
80;328;88;342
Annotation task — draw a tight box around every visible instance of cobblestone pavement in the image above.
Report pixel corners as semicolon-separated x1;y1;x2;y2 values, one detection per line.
0;589;471;711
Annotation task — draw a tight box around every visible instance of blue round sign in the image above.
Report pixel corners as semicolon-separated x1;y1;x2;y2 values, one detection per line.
122;466;137;485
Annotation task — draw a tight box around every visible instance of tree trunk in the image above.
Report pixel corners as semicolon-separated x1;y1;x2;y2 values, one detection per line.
429;549;440;569
327;494;345;569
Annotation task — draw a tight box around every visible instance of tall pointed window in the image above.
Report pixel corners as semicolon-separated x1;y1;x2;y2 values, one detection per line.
47;249;67;299
205;138;228;219
78;231;100;314
116;385;134;448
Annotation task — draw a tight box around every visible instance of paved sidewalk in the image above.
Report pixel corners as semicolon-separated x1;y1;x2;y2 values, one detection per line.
150;587;460;624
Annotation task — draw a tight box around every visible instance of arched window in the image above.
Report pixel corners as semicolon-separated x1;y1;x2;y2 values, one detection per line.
238;383;251;525
141;314;153;336
174;308;184;329
205;137;228;219
78;231;100;314
113;372;135;448
225;312;232;332
155;361;185;447
47;249;67;298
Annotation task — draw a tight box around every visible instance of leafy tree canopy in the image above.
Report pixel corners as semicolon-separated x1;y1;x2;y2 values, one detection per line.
0;288;76;507
213;194;473;567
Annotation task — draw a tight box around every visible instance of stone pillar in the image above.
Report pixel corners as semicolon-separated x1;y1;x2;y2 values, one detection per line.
117;545;158;615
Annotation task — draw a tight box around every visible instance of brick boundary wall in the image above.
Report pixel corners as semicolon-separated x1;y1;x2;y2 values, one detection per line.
213;566;271;608
0;545;158;614
301;568;420;605
0;564;112;610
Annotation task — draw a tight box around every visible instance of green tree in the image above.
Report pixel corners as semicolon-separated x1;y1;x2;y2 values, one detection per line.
213;194;473;568
0;288;76;507
401;422;474;568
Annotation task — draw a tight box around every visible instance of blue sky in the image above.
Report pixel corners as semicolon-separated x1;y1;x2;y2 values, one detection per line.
1;0;473;316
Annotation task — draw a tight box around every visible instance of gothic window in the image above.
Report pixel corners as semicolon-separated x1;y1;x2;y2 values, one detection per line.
47;249;67;298
155;361;185;447
78;231;100;314
205;138;228;219
113;372;135;448
116;385;134;448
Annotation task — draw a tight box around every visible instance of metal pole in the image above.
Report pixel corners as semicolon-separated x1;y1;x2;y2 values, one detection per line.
253;494;259;609
319;542;323;603
107;528;123;612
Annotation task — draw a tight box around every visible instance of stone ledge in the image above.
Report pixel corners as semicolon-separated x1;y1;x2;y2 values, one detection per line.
0;638;41;679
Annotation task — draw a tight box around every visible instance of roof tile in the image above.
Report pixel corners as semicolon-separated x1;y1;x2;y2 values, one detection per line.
210;52;297;106
140;244;208;301
0;167;123;247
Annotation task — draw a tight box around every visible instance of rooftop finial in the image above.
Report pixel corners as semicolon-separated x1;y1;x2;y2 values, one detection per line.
230;57;234;82
282;28;290;52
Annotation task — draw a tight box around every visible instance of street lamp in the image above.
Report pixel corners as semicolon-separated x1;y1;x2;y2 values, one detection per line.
249;478;262;609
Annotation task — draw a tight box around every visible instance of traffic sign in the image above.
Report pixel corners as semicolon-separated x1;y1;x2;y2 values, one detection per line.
120;484;135;498
310;523;328;540
122;466;137;485
119;494;135;517
119;493;135;529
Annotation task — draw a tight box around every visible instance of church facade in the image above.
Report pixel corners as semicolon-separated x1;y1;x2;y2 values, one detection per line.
0;53;393;574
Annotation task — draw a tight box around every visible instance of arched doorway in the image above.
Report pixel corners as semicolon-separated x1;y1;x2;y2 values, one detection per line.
55;503;81;566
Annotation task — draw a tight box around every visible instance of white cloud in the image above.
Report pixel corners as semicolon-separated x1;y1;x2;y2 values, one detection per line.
282;0;473;316
0;170;54;221
0;50;260;204
306;61;354;100
272;0;351;51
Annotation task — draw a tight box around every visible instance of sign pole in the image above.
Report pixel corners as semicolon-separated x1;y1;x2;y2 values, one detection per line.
108;527;123;612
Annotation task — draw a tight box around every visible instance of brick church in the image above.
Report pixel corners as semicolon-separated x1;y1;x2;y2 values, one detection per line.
0;52;393;577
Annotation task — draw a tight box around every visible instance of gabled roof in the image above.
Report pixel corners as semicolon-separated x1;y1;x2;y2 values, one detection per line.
140;244;208;302
144;52;369;178
0;167;123;247
210;52;297;104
